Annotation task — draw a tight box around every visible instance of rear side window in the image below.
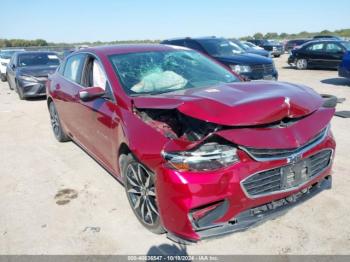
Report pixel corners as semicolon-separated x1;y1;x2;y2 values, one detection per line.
63;54;86;84
325;43;343;53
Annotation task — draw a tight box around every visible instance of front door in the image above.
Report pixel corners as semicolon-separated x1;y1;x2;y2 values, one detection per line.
77;55;119;170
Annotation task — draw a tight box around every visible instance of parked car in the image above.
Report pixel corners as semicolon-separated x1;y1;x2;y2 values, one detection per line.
0;49;25;81
288;40;350;70
6;51;60;99
231;39;270;57
247;39;284;57
339;51;350;79
161;37;278;80
47;44;335;243
313;35;342;40
284;39;312;53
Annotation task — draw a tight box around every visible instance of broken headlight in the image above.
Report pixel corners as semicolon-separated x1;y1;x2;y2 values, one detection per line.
163;142;239;171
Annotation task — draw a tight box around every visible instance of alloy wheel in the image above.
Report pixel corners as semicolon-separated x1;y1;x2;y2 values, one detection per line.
296;59;307;70
125;162;159;225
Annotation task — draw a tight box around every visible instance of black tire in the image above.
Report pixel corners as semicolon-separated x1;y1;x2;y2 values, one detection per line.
321;94;338;108
0;74;6;82
48;102;70;142
120;153;165;234
274;54;281;58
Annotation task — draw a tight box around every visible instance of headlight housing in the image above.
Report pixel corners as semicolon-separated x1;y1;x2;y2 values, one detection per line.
163;142;239;171
229;64;252;74
19;75;37;82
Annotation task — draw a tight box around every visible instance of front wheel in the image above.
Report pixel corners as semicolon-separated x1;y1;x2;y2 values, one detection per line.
296;59;308;70
7;75;14;90
16;81;25;100
121;154;165;234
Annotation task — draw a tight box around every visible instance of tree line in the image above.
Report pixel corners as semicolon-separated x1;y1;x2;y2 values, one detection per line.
1;28;349;48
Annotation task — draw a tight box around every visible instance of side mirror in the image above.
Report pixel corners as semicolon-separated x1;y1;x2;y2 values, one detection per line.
79;87;105;102
11;64;16;70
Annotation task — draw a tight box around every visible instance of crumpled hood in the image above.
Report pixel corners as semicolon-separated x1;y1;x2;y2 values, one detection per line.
133;81;323;126
17;65;58;77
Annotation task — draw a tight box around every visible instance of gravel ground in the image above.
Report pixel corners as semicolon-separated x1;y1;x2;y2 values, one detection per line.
0;54;349;255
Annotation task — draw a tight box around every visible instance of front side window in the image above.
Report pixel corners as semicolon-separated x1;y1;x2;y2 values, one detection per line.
109;50;239;96
306;43;324;52
63;54;85;84
18;53;60;67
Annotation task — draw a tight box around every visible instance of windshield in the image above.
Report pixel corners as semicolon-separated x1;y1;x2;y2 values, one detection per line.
341;41;350;50
18;53;60;67
244;42;255;48
109;50;239;96
0;50;17;59
231;40;249;51
198;39;245;56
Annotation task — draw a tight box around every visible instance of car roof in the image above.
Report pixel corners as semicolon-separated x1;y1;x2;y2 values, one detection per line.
81;44;187;56
305;39;346;44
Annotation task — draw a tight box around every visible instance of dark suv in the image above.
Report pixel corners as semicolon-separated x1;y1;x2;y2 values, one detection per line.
161;37;278;81
247;39;284;57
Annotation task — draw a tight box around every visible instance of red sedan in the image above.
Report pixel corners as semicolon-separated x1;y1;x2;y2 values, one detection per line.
47;44;335;243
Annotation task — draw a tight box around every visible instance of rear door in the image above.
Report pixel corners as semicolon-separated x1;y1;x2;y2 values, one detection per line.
324;42;346;68
54;53;87;139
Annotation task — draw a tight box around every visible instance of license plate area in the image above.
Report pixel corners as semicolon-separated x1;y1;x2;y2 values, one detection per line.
281;160;309;189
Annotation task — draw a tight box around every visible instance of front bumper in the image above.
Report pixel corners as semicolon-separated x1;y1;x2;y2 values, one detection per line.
288;55;296;65
17;79;47;97
155;134;335;243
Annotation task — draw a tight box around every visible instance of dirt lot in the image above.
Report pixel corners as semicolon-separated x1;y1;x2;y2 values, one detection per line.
0;54;350;255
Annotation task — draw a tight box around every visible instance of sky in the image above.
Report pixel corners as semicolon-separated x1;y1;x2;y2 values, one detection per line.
1;0;349;43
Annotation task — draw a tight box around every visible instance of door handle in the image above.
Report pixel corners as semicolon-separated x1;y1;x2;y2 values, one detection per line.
55;84;61;90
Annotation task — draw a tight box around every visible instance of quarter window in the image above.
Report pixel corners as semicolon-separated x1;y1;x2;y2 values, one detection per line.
63;54;86;84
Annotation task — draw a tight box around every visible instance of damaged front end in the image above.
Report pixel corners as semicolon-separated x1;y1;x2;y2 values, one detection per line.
129;82;336;242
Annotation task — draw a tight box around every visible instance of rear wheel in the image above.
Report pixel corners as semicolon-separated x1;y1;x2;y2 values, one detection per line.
49;102;70;142
121;154;165;234
296;59;308;70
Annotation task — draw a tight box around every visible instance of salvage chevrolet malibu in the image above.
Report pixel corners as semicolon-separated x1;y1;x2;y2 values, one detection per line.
47;45;336;243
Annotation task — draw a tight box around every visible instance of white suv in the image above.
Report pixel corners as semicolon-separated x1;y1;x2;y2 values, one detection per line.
0;49;25;81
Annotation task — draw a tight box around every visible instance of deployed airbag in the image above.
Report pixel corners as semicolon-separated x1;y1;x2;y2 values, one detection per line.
131;70;187;93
